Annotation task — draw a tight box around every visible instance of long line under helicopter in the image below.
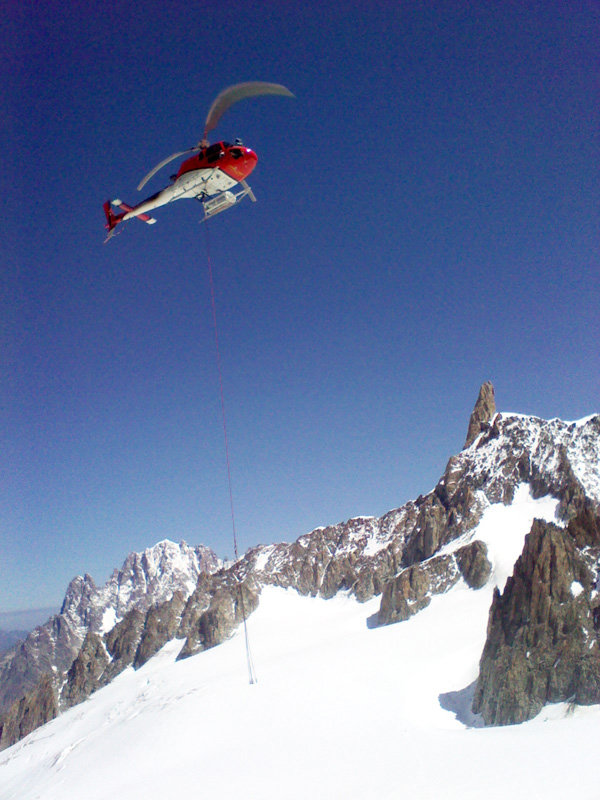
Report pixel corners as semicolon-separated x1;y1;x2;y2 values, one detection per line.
103;82;294;684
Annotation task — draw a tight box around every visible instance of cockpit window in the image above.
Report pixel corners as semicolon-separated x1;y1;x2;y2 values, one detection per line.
206;142;224;163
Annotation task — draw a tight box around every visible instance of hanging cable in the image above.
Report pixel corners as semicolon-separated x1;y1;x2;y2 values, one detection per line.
203;222;257;686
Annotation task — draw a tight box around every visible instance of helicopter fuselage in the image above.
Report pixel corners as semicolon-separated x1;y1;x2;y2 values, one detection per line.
120;142;258;222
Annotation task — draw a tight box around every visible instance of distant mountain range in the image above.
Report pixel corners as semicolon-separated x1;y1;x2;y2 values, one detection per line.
0;607;59;633
0;608;60;655
0;632;27;655
1;382;599;758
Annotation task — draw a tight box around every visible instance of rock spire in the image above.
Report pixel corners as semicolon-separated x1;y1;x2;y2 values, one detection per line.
464;382;496;448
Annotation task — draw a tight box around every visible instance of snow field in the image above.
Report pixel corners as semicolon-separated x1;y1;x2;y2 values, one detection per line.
471;483;560;591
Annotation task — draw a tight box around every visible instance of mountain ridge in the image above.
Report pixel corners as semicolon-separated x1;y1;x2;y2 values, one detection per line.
0;540;219;716
1;384;599;751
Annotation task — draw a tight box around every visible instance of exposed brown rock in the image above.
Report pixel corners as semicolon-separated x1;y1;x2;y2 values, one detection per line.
177;573;215;641
464;382;496;448
62;633;109;709
178;577;260;660
376;540;491;626
473;514;600;725
456;540;492;589
103;609;146;683
0;613;86;714
0;673;58;750
134;592;187;668
401;494;448;565
271;530;336;597
353;542;403;602
567;504;600;548
377;554;460;625
256;511;411;604
320;552;359;600
556;447;594;520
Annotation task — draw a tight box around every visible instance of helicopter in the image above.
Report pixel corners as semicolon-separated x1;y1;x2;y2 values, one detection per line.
103;82;293;241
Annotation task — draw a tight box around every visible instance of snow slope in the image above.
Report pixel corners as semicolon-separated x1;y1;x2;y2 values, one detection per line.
1;491;599;800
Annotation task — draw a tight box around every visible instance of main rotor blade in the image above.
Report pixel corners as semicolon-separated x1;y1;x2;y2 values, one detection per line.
204;82;294;139
137;147;199;191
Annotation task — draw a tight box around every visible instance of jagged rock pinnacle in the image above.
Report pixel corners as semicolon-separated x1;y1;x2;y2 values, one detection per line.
464;382;496;448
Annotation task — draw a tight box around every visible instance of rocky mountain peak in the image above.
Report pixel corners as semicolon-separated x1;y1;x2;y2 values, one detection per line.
473;509;600;725
60;574;97;624
0;540;219;720
110;539;220;616
464;381;496;448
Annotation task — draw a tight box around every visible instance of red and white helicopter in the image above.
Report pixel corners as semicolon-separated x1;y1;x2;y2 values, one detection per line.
103;82;293;241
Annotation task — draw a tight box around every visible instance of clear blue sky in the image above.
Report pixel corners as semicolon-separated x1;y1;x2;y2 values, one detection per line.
2;0;598;613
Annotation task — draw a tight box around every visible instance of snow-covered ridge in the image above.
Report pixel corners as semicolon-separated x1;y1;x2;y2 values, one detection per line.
1;396;599;752
242;410;599;605
248;411;597;585
0;540;219;714
242;504;411;603
60;539;220;635
459;412;600;505
503;412;598;428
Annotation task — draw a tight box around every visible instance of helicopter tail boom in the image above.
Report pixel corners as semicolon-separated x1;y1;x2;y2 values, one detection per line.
111;199;157;225
103;199;157;241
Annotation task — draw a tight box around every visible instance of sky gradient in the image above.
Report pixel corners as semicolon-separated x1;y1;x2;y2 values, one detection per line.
2;0;599;613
